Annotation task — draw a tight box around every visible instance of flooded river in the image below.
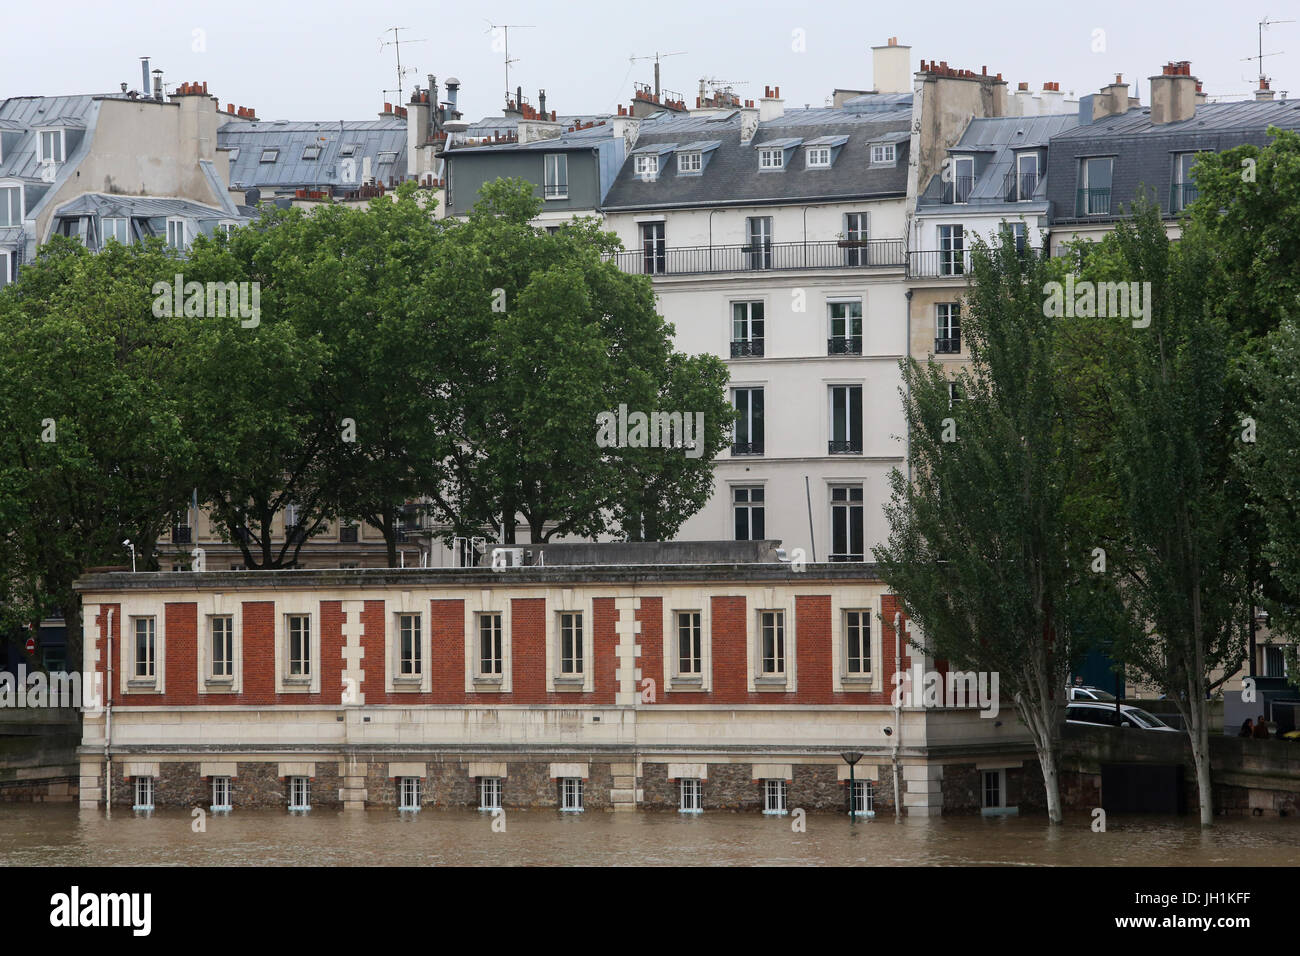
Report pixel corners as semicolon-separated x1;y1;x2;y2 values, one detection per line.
2;806;1299;865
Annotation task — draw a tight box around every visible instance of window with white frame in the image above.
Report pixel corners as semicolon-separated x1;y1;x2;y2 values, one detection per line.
398;776;421;810
948;382;962;408
479;612;503;676
0;186;19;228
397;613;422;677
166;218;186;251
828;384;863;455
677;151;701;174
939;224;965;275
732;387;764;455
731;300;764;357
844;609;871;675
679;778;702;812
0;250;13;289
133;617;156;680
763;778;787;814
634;153;659;179
759;148;784;169
286;614;311;678
479;776;502;810
39;129;65;164
850;779;874;815
759;610;785;676
226;147;240;162
558;611;583;676
733;485;765;540
559;777;584;811
133;776;154;811
982;770;1005;809
806;146;831;168
211;776;232;811
544;153;568;198
210;615;234;679
827;300;863;355
378;151;397;166
870;143;896;165
103;217;130;245
301;144;321;161
936;302;961;353
676;611;702;676
830;484;865;560
218;222;236;239
259;148;279;163
288;775;310;811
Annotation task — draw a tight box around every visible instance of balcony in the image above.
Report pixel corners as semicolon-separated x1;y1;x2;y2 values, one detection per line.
606;238;905;277
827;336;863;356
731;441;764;456
730;339;764;358
908;250;971;279
828;439;862;455
935;336;961;354
339;525;358;543
1170;182;1198;213
543;183;568;199
941;175;976;204
171;525;192;544
1076;187;1112;217
1003;170;1039;202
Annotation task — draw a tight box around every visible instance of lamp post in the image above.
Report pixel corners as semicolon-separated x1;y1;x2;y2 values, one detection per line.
841;751;862;818
123;539;136;573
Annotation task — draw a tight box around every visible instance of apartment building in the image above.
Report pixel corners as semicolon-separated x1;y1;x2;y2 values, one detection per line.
75;544;1036;815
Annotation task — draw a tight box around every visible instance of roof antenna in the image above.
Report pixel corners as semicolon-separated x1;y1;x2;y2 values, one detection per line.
379;26;428;105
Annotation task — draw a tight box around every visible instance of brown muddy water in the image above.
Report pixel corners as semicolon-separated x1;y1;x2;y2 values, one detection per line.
2;806;1299;865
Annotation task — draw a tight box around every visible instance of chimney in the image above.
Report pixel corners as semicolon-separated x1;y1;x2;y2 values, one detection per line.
759;84;784;121
739;105;759;143
444;77;461;120
1039;81;1065;114
1088;74;1132;121
538;89;547;117
871;37;912;94
1195;81;1207;105
1255;77;1275;101
407;85;432;179
1149;61;1197;124
152;68;164;101
613;114;642;152
140;57;150;98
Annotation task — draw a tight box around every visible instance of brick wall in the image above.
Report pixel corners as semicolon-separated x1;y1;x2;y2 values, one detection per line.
430;599;465;703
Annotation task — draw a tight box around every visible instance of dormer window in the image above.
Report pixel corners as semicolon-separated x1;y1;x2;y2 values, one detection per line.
870;143;896;165
259;148;279;163
678;151;702;174
806;147;831;168
226;147;240;162
944;155;975;203
103;217;130;245
166;218;186;251
378;151;397;165
759;148;784;170
39;129;65;164
634;154;659;179
301;145;321;161
339;144;357;157
0;185;21;228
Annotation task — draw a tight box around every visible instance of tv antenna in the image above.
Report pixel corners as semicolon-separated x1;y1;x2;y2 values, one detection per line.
1243;15;1292;85
629;51;685;98
485;22;535;107
380;27;428;105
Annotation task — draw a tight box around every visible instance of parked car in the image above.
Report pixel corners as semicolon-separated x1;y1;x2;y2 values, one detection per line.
1069;685;1117;702
1066;701;1180;732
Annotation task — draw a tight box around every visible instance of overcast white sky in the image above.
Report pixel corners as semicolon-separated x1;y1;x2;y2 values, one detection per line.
4;0;1295;121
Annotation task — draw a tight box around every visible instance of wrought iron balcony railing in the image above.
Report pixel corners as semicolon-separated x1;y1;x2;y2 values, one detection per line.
935;336;961;354
606;238;905;277
908;250;972;278
171;525;192;544
827;336;863;356
730;339;764;358
1076;187;1112;216
731;441;764;456
1170;182;1199;212
828;439;863;455
1003;169;1039;201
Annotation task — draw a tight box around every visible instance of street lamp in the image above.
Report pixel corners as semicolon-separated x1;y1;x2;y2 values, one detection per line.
123;539;136;573
841;751;863;818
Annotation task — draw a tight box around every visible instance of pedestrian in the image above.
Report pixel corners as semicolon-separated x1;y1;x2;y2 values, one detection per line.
1239;718;1254;738
1253;715;1270;739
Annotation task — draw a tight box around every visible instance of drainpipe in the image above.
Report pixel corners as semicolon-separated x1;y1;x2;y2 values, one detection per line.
708;209;719;273
893;610;902;820
905;289;913;484
104;607;114;816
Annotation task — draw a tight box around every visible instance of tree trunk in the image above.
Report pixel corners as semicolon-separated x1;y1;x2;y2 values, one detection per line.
1021;700;1064;823
62;598;83;678
382;512;399;568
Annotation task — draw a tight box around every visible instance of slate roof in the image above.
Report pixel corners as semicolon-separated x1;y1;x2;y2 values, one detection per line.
601;107;911;210
447;123;615;154
465;113;613;138
218;119;408;190
1053;98;1300;138
0;94;104;181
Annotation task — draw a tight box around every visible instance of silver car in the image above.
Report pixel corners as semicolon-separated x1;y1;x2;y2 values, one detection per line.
1066;701;1180;732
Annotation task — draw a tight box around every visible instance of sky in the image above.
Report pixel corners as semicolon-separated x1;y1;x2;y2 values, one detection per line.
3;0;1296;122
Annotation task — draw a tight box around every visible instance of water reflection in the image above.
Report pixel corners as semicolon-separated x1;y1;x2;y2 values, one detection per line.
0;807;1294;866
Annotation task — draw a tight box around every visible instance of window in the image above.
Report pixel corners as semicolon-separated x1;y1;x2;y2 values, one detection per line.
398;613;422;676
0;186;19;227
259;148;279;163
102;217;129;245
339;523;358;543
938;225;965;276
287;614;311;678
338;144;356;158
211;776;232;811
640;221;665;274
1264;645;1286;678
559;777;584;811
827;300;863;355
210;616;234;679
732;387;764;455
677;151;702;174
398;776;421;811
763;779;787;814
133;776;154;811
479;777;502;810
218;222;236;239
634;153;659;179
301;144;321;161
829;385;863;454
730;301;764;357
1016;152;1039;200
733;486;765;541
944;155;974;203
1009;221;1027;255
133;617;156;680
746;216;773;269
226;147;240;162
677;611;702;675
871;143;896;164
759;148;784;170
1172;152;1199;211
171;508;191;543
935;303;961;353
830;484;865;561
288;776;310;811
806;146;831;168
1079;157;1113;215
166;218;185;251
558;612;583;676
982;770;1005;809
377;151;397;165
948;382;962;408
544;153;568;198
845;609;871;674
842;211;870;265
679;778;702;813
479;612;503;676
850;779;874;816
39;129;64;164
0;250;12;289
760;610;785;675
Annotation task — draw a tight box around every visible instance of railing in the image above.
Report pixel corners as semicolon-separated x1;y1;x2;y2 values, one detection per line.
828;439;862;455
171;525;192;544
1170;182;1198;212
908;250;972;278
935;336;961;354
942;175;976;204
731;441;764;456
730;339;764;358
607;238;905;277
1003;170;1039;201
1076;187;1112;216
543;183;568;199
827;336;863;356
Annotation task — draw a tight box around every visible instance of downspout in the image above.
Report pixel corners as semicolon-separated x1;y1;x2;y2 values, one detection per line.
905;289;913;484
104;607;114;816
893;610;902;820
